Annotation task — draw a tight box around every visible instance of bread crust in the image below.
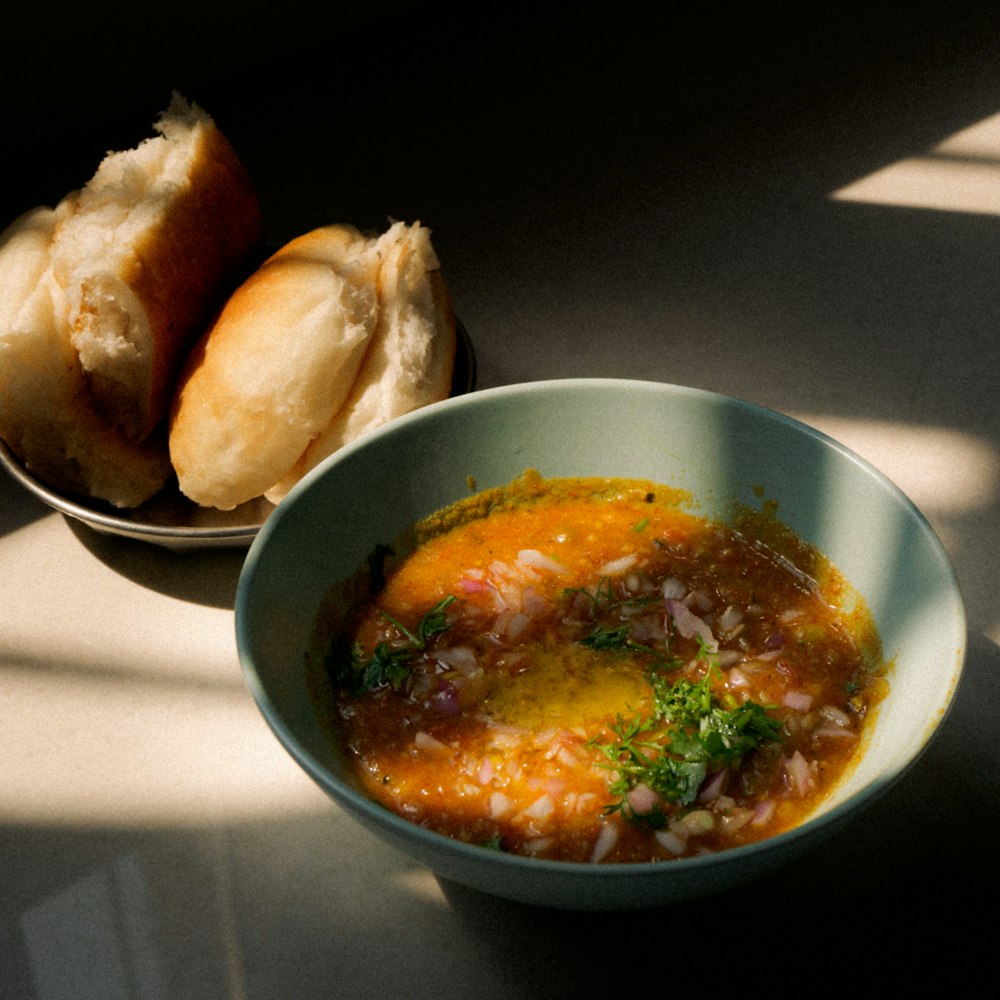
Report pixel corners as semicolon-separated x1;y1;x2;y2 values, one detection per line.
1;95;456;514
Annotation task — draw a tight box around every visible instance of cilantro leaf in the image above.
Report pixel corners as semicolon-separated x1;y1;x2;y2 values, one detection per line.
355;642;413;692
579;623;633;651
590;666;784;819
331;596;458;693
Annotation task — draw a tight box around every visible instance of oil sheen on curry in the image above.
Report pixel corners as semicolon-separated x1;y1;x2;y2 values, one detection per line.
310;471;889;864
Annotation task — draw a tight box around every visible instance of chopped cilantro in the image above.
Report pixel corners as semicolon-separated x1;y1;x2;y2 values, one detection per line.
652;668;714;724
589;665;783;821
354;641;413;692
579;623;633;651
566;577;663;656
330;596;457;693
382;595;457;649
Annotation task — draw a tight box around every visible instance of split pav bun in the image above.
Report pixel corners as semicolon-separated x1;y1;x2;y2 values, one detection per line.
0;93;262;507
169;220;457;510
51;93;262;444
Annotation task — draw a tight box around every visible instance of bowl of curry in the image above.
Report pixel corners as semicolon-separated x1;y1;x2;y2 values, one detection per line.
236;378;965;910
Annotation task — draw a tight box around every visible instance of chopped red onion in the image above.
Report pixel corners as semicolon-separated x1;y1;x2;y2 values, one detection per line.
524;837;555;855
727;666;750;688
429;681;461;716
783;750;816;797
521;793;555;822
685;589;713;613
715;649;741;668
782;690;814;712
811;726;858;742
718;605;744;634
654;829;687;855
517;548;566;575
698;769;728;803
598;553;638;576
434;645;478;669
751;799;776;827
489;791;514;818
589;821;619;863
627;782;661;815
413;731;448;753
666;599;718;652
819;704;852;727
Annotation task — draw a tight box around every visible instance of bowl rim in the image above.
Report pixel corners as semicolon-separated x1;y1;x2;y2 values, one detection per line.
236;376;968;882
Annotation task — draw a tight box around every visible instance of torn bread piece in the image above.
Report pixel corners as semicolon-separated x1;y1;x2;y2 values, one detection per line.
51;92;262;443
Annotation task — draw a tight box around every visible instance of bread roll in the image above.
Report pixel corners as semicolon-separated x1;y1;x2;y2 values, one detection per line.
169;221;456;510
0;207;172;507
52;92;262;443
0;93;261;508
264;221;456;504
168;225;380;509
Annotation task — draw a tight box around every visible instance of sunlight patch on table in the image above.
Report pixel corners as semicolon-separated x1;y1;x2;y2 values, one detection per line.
0;664;330;827
789;414;998;519
832;110;1000;214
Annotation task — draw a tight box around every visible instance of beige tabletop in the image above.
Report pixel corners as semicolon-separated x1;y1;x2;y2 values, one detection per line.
3;2;998;994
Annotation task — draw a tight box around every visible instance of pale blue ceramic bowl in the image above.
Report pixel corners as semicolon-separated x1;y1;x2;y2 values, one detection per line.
235;379;965;910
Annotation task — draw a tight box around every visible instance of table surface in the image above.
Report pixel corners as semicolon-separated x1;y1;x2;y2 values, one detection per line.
3;3;998;995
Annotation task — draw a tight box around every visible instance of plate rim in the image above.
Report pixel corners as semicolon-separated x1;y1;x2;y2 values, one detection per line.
1;319;476;548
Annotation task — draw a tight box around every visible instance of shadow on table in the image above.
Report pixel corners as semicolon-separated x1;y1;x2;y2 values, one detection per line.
63;517;250;610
